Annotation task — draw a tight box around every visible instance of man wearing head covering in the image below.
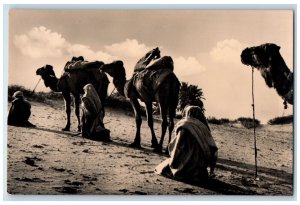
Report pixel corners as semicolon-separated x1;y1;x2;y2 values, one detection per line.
155;105;218;184
8;91;36;127
81;84;110;141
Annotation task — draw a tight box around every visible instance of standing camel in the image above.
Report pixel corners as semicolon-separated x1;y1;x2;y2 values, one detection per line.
241;43;293;107
36;61;110;131
100;48;181;152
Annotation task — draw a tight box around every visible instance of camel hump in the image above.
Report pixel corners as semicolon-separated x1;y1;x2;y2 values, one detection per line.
146;56;174;71
64;60;104;72
132;68;177;102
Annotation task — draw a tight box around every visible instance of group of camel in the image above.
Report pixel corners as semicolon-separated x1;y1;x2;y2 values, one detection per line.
36;48;180;152
36;43;293;153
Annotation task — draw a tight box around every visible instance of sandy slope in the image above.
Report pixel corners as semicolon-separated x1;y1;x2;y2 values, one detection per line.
6;102;293;195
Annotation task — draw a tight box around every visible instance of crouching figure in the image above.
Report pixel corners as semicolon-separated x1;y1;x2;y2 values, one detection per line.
81;84;110;142
8;91;36;127
155;105;218;184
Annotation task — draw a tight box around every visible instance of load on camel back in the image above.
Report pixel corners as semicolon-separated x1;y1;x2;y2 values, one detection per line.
126;47;176;102
36;56;110;133
63;56;104;75
59;56;108;93
99;47;180;152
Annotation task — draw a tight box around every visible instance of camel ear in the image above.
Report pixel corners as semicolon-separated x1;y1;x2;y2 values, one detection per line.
268;43;281;51
45;64;53;70
276;45;281;50
116;60;123;66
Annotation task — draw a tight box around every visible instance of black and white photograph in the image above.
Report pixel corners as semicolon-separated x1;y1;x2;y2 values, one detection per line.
3;4;295;198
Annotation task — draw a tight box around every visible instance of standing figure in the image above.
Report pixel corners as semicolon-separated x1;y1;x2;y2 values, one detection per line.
8;91;36;127
81;84;110;141
155;105;218;184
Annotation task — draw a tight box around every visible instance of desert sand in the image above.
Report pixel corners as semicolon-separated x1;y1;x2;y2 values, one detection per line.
6;101;293;196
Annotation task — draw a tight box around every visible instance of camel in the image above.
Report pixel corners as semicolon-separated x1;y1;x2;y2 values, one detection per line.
241;43;293;107
36;61;110;131
100;48;181;152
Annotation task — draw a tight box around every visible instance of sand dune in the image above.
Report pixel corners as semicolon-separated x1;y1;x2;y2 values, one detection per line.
6;102;293;195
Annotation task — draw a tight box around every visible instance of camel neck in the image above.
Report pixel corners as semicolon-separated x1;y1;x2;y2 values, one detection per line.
270;52;293;99
273;52;289;69
113;78;126;97
42;75;61;92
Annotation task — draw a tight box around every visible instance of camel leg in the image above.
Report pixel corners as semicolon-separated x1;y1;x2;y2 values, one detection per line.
62;92;71;131
165;107;176;155
145;102;159;148
154;103;168;153
129;98;142;148
74;95;81;132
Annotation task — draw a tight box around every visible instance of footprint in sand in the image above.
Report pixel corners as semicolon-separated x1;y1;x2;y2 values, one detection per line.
32;145;44;148
174;187;196;194
81;175;98;182
53;186;80;194
64;180;84;186
72;141;87;146
51;167;66;172
119;188;129;193
15;177;46;183
52;180;84;194
23;157;42;167
133;190;147;195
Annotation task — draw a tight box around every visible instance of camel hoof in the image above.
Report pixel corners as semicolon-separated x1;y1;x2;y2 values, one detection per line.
151;142;159;148
62;127;70;131
164;149;170;156
129;142;142;149
153;147;162;153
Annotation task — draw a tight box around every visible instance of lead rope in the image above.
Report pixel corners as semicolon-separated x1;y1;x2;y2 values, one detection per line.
251;66;259;180
32;77;42;93
108;87;116;97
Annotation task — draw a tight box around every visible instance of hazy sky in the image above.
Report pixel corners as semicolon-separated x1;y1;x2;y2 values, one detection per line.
8;9;293;123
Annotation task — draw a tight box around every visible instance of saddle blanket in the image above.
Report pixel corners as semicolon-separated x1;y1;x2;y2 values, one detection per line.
125;69;177;102
64;61;104;72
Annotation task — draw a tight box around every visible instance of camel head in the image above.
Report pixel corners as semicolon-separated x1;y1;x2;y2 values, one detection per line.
100;60;126;96
151;56;174;70
36;64;56;77
241;43;281;69
149;47;161;60
241;43;293;106
36;65;59;89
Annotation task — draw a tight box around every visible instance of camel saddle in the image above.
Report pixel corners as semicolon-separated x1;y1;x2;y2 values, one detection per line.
61;60;108;84
64;60;104;72
124;68;175;102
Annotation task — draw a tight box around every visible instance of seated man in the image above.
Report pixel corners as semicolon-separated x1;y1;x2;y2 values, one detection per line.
81;84;110;142
155;105;218;184
8;91;36;127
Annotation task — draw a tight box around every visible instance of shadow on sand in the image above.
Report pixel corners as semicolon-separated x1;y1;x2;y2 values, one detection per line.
175;177;258;195
217;158;292;184
31;126;292;194
28;126;79;137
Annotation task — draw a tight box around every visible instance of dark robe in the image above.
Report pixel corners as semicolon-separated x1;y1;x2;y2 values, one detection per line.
8;98;34;127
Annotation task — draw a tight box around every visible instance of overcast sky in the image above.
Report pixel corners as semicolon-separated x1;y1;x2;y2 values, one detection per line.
8;9;293;123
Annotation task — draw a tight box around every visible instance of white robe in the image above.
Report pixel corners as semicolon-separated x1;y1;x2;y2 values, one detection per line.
155;118;217;183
